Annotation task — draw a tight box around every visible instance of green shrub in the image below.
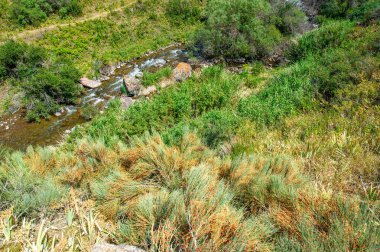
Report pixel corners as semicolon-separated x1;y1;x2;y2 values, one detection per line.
80;104;100;121
310;48;378;100
0;40;46;80
196;109;241;148
10;0;83;26
23;60;82;121
317;0;379;23
348;0;380;23
271;0;307;35
0;40;82;121
166;0;202;21
58;0;83;18
192;0;277;59
0;152;66;217
319;0;351;18
285;21;354;62
10;0;48;26
141;67;171;87
191;0;305;60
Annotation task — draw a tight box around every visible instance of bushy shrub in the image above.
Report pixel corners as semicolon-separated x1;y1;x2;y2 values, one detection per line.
10;0;48;26
23;60;82;121
0;40;82;121
319;0;351;18
285;21;354;62
80;104;100;121
348;0;380;23
192;0;277;59
191;0;305;60
166;0;202;21
58;0;83;18
0;40;46;80
10;0;83;26
317;0;379;23
271;0;307;35
310;48;378;100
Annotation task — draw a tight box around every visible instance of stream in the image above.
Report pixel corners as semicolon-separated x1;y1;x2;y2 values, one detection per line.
0;45;190;150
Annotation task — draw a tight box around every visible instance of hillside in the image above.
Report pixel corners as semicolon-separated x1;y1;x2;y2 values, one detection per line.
0;0;379;251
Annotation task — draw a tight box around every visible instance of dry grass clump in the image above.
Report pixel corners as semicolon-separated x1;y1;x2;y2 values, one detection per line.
0;128;378;251
85;132;280;251
0;189;115;251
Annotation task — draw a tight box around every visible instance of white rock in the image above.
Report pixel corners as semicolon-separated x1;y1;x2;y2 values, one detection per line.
91;243;145;252
140;86;157;96
80;77;102;89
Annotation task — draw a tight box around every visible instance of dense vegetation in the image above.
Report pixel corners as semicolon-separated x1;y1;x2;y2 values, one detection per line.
0;0;379;251
0;40;82;121
0;0;201;119
191;0;307;60
7;0;82;26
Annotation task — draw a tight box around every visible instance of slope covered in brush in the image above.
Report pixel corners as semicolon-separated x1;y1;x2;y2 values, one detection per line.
0;0;379;251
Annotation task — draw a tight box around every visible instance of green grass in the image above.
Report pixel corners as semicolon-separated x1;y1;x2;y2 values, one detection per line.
141;67;172;87
31;2;201;75
0;1;201;76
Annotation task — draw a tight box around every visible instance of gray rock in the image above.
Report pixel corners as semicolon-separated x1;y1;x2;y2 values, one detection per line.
120;95;134;109
81;77;102;89
91;243;145;252
140;85;157;97
99;75;110;81
173;62;192;82
100;65;116;76
129;67;143;79
123;76;142;97
135;71;144;79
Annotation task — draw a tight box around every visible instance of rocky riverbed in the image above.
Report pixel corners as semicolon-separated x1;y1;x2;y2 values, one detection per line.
0;45;191;150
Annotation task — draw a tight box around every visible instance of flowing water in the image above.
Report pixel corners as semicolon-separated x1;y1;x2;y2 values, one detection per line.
0;45;190;150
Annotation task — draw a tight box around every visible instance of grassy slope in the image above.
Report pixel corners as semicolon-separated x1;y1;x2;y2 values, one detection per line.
0;0;200;75
0;0;200;116
0;18;379;250
0;0;131;35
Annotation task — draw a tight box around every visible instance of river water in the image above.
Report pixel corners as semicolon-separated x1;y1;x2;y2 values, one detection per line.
0;45;190;150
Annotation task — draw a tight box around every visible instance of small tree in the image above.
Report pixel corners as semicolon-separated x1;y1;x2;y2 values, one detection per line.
191;0;305;60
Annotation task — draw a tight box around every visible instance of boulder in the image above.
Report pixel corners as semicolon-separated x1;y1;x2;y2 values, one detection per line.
100;65;116;76
173;62;192;82
80;77;102;89
91;243;145;252
123;76;142;97
120;95;134;109
140;85;157;97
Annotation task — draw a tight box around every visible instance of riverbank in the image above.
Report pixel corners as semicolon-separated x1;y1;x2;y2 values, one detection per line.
0;44;192;150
